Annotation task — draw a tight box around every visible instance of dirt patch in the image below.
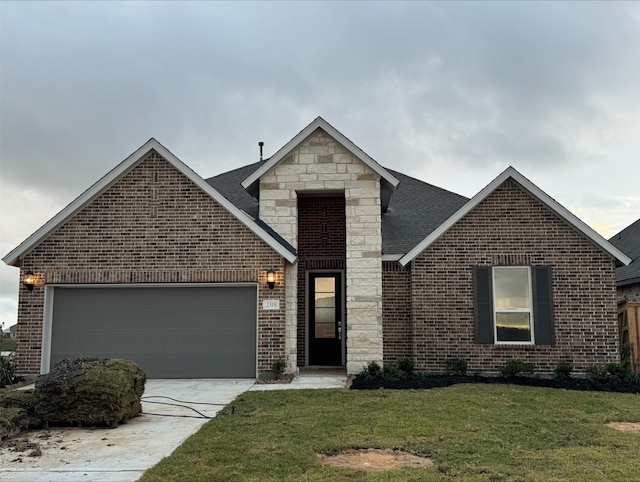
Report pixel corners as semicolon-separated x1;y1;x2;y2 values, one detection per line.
317;448;433;471
607;422;640;433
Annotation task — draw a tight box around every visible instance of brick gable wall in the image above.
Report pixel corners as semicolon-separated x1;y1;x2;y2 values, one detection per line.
410;179;619;375
16;151;285;376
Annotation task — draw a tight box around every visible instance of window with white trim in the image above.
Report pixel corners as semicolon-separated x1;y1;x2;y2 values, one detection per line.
492;266;534;343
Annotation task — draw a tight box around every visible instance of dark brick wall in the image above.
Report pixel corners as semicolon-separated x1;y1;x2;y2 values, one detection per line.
382;261;412;363
16;150;286;375
410;179;619;375
296;194;346;365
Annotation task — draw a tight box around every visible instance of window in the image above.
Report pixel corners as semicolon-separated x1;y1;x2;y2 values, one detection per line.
493;267;533;343
474;266;554;345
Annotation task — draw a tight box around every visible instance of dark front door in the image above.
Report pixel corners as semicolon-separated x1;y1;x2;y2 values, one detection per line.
309;273;342;366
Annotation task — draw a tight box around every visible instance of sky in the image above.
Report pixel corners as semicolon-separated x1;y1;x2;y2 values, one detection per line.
1;1;639;329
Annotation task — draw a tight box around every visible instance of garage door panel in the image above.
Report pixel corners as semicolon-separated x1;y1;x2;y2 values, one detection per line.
50;286;257;378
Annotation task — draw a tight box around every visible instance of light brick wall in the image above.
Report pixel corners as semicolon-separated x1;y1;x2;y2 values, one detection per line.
260;129;383;373
16;150;286;376
411;179;619;375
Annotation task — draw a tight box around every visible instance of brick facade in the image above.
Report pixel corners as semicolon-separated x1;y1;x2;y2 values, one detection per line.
410;179;619;375
382;261;412;364
15;151;286;376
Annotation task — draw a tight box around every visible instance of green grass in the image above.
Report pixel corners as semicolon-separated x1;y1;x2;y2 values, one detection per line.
140;384;640;482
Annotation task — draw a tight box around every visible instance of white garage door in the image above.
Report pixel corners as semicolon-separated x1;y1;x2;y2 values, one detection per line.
48;285;257;378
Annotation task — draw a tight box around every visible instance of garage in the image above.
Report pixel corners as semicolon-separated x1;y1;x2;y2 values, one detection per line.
47;285;257;378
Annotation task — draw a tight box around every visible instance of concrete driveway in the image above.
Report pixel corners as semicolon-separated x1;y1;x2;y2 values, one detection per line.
0;373;347;482
0;379;255;482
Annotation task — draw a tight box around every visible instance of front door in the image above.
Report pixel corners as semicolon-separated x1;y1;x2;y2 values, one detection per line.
309;273;342;366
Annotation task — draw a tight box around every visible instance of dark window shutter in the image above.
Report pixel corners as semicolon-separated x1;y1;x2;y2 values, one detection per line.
533;266;554;345
474;267;494;344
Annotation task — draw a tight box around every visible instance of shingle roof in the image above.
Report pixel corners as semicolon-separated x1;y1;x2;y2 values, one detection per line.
382;170;468;256
206;164;468;257
609;218;640;286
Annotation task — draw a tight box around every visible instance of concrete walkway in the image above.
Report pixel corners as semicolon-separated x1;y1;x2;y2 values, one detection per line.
0;374;347;482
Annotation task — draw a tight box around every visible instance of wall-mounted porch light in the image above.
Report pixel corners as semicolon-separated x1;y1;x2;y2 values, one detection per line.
23;270;35;291
266;269;276;290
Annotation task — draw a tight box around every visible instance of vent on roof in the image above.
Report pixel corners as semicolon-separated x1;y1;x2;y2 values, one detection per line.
259;141;264;162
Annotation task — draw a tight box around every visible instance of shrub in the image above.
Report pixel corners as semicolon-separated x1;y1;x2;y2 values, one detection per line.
271;358;287;380
0;356;18;388
621;342;635;370
500;360;534;378
382;363;401;380
397;357;415;375
361;361;382;379
445;358;468;376
553;360;573;380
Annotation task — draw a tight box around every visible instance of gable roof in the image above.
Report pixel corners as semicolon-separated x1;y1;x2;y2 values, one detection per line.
399;166;632;267
240;117;400;211
3;139;296;267
609;218;640;286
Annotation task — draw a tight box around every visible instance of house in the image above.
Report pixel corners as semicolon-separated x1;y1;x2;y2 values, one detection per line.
3;117;631;379
2;324;17;339
609;218;640;302
609;219;640;370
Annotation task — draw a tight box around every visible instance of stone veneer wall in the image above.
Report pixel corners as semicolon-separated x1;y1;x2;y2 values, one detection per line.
260;129;383;373
15;151;286;376
411;179;619;375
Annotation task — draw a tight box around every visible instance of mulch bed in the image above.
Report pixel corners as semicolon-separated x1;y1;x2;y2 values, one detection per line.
350;375;640;393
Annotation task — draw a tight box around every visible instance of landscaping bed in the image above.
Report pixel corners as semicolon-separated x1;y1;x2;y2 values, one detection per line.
350;358;640;394
350;373;640;393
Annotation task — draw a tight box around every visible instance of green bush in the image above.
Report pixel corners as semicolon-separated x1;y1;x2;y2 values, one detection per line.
500;360;534;378
0;356;18;388
397;357;415;375
382;363;402;380
361;361;382;379
621;342;635;370
271;358;287;380
586;363;639;384
553;360;573;380
445;358;468;376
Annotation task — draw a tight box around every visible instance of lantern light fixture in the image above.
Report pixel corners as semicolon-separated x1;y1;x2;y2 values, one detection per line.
266;269;276;290
23;270;35;291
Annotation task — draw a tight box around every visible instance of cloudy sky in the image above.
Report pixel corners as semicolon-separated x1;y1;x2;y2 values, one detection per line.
1;1;639;328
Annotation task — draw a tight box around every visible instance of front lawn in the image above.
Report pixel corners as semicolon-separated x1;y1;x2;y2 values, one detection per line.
140;384;640;481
